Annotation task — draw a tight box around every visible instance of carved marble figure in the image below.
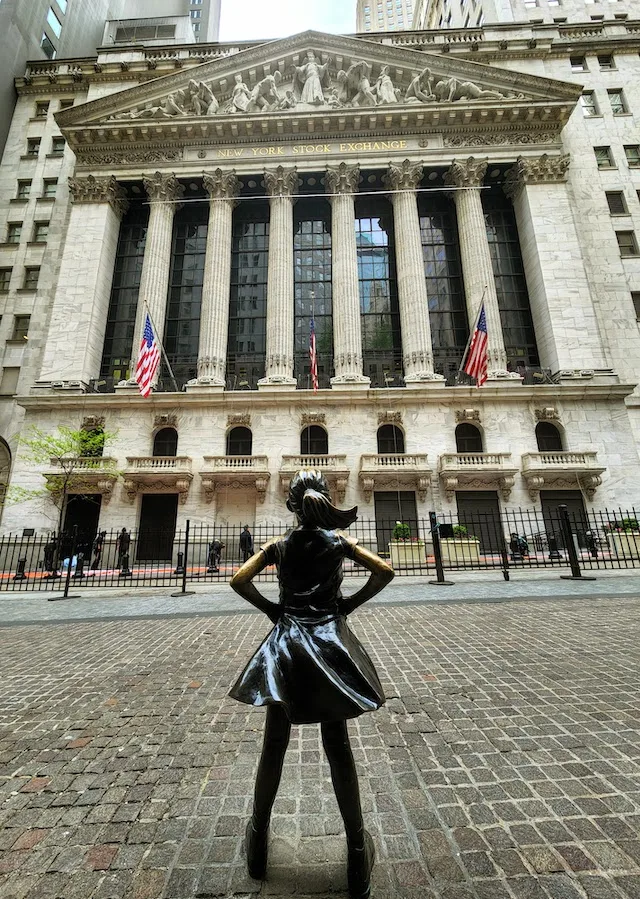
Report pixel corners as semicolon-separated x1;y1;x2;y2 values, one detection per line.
230;73;251;113
375;65;398;105
434;76;505;103
405;67;437;104
248;72;282;112
294;51;331;105
338;60;377;107
229;470;394;898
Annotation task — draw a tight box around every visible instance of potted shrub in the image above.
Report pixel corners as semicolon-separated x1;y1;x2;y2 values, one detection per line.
604;519;640;559
389;521;426;569
440;523;481;564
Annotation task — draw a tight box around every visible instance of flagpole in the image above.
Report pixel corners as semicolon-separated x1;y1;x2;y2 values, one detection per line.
310;290;318;393
458;285;488;377
142;301;179;393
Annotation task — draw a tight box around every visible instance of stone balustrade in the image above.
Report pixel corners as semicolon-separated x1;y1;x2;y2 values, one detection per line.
200;456;270;503
279;455;349;500
438;452;518;501
44;457;118;503
521;450;606;500
122;456;193;504
359;453;432;502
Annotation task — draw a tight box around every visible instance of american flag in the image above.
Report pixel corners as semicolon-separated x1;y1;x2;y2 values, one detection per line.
135;313;161;398
463;303;488;387
309;315;319;392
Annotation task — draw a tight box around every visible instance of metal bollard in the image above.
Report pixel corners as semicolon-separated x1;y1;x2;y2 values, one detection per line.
428;512;454;586
548;535;563;560
174;551;185;575
558;505;595;581
72;552;85;580
118;552;132;578
13;557;27;580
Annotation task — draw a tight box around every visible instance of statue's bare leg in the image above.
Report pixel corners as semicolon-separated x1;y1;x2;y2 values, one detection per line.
321;720;375;899
246;705;291;878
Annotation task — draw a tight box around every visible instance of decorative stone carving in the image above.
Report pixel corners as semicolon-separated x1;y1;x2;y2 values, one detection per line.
294;51;331;106
228;413;251;427
375;66;399;105
444;131;557;148
455;409;481;423
229;73;251;113
248;73;284;112
405;68;437;104
76;149;184;167
68;175;128;218
378;411;402;424
434;76;508;103
444;156;488;189
325;162;360;195
384;159;423;191
301;412;326;426
203;168;240;203
504;154;570;199
264;165;298;198
337;61;377;107
81;415;105;430
154;413;178;428
143;172;185;204
117;79;219;119
534;407;559;421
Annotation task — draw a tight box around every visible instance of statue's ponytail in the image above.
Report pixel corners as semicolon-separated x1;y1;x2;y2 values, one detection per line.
287;470;357;529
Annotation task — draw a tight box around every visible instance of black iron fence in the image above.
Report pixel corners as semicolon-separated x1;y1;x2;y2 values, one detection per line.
1;506;640;594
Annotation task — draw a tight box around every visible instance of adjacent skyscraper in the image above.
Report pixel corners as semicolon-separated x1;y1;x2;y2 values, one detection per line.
356;0;414;31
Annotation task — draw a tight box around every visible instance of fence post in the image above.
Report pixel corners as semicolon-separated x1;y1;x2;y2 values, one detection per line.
558;505;596;581
49;527;82;601
172;519;195;597
428;512;454;586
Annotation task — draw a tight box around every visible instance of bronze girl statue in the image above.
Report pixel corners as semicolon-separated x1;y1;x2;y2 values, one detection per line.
229;469;394;898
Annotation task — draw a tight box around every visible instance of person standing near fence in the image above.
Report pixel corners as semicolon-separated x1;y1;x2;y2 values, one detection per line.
91;531;107;570
240;524;254;562
207;538;225;572
116;528;131;568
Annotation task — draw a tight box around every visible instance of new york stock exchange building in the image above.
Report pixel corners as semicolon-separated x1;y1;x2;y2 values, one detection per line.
2;21;640;551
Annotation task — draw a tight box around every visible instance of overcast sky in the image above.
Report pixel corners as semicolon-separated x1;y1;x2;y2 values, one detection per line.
219;1;356;42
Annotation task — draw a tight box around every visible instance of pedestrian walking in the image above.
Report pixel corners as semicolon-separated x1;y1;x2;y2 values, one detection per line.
239;524;254;562
91;530;107;570
116;528;131;568
229;469;394;898
207;538;225;572
43;533;58;577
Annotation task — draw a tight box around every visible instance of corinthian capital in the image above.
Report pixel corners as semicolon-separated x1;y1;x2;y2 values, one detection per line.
203;168;241;203
384;159;423;192
264;166;298;198
68;174;129;218
143;171;185;203
503;153;570;199
444;157;488;189
325;162;360;196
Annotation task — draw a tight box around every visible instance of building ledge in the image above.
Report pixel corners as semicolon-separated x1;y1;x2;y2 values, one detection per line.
44;456;119;503
200;455;270;503
359;453;432;502
280;454;349;501
521;450;606;499
438;452;518;500
122;456;193;503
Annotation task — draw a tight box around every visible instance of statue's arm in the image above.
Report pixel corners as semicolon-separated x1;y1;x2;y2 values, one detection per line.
341;542;394;615
230;543;281;623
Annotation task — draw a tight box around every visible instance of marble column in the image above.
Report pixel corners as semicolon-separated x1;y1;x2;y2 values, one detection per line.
258;166;297;388
445;157;510;378
37;175;128;389
504;154;608;373
384;159;444;385
190;168;240;388
325;162;370;387
128;172;185;384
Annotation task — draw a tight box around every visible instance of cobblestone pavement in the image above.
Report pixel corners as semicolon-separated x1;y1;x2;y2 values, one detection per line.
1;594;640;898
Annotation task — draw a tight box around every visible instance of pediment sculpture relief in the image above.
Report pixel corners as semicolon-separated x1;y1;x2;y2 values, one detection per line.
111;53;523;122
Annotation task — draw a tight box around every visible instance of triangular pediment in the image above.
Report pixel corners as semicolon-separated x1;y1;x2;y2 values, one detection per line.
57;29;580;158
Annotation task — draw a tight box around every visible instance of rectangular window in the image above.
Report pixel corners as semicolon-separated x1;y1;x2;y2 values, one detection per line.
580;91;599;116
594;146;614;168
608;90;627;114
55;0;68;12
46;7;63;37
624;145;640;167
40;33;56;59
190;9;201;17
598;53;614;69
32;221;49;242
59;98;73;109
193;22;201;31
16;181;31;200
606;191;627;214
42;178;58;198
35;101;49;118
26;138;40;157
616;231;639;256
0;269;11;292
7;223;22;244
23;267;40;290
0;368;20;396
12;315;30;340
570;55;587;72
51;137;65;156
632;292;640;321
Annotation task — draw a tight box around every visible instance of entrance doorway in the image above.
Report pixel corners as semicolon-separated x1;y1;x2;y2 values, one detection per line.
373;491;418;555
540;490;588;548
455;491;503;554
137;494;179;561
63;494;102;558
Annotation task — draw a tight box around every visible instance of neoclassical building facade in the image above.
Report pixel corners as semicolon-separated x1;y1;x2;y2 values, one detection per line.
1;23;640;542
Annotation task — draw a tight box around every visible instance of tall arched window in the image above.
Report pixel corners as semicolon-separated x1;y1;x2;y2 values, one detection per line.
455;423;483;453
153;427;178;457
301;425;328;455
536;422;564;452
227;427;253;456
377;424;405;454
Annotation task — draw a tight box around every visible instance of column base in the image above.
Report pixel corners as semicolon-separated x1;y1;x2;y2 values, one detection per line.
404;372;446;388
257;377;297;391
184;378;225;393
330;374;371;390
486;372;523;388
115;379;143;393
32;379;90;394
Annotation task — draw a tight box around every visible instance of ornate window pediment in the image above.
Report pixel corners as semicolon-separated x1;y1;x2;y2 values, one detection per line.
56;29;580;160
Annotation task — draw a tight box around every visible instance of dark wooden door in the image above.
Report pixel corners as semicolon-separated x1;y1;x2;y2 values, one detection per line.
540;490;588;548
373;491;418;555
455;491;503;554
137;494;179;561
63;494;102;559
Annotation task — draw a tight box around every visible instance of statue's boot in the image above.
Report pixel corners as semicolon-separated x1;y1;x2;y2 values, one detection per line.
245;819;269;879
347;829;375;899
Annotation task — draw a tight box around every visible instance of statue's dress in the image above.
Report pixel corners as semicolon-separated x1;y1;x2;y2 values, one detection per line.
229;527;385;724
